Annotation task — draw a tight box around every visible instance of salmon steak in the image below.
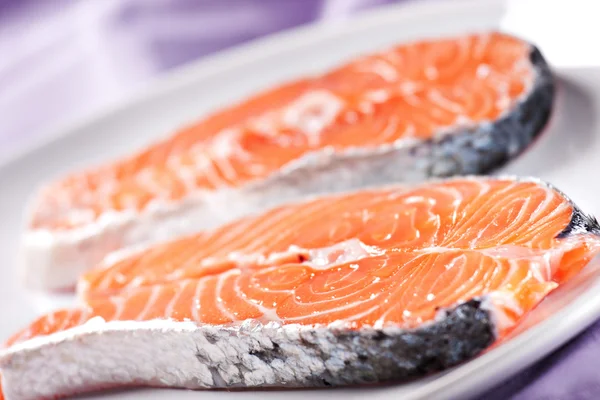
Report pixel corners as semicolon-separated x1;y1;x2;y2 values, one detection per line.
22;31;554;290
2;177;598;399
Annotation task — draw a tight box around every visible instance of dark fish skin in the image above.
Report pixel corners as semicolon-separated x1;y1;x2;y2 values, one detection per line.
558;207;600;238
256;299;495;388
415;45;554;178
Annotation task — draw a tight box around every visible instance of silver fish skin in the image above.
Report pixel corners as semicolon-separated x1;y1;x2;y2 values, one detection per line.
0;300;492;400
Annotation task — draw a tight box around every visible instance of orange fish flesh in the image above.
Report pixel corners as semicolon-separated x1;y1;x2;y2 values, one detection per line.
21;32;554;290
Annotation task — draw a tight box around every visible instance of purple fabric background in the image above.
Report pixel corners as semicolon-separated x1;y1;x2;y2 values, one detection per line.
1;1;598;399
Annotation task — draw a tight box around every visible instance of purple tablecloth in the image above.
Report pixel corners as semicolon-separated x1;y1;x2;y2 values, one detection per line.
0;1;597;399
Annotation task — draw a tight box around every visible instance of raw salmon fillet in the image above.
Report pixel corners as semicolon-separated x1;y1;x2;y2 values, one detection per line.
22;31;554;290
2;177;598;399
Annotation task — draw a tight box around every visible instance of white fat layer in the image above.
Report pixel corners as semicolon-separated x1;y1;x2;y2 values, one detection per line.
481;286;562;336
199;238;378;270
486;290;525;332
281;90;344;146
304;238;383;268
246;90;344;148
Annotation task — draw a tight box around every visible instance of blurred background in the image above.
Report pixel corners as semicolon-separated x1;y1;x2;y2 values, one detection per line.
1;0;595;160
0;0;417;159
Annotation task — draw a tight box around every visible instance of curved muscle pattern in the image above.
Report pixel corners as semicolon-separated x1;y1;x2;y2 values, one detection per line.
31;33;535;231
7;178;600;347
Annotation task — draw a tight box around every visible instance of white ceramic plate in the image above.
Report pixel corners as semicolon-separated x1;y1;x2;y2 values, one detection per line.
1;0;600;399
